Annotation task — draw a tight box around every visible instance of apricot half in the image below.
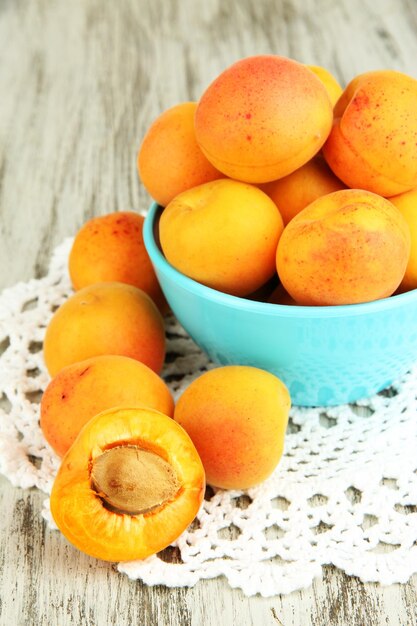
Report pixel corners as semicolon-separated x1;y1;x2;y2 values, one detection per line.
323;70;417;196
159;178;284;297
276;189;411;305
50;407;205;562
43;282;165;376
69;212;167;313
195;55;333;183
174;366;291;490
41;355;174;457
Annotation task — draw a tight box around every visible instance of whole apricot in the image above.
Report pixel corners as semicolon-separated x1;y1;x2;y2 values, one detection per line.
390;187;417;291
307;65;343;107
137;102;223;207
41;355;174;457
51;407;205;561
159;179;283;297
259;155;345;225
323;70;417;196
69;212;167;313
174;366;291;490
43;282;165;376
276;189;411;305
195;55;333;183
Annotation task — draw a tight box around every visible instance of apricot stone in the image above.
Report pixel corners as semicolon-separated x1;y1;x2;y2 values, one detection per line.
51;407;205;561
137;102;223;207
195;55;333;183
323;70;417;196
43;282;165;376
276;189;411;306
174;366;291;490
40;355;174;457
390;187;417;291
69;212;167;313
159;178;284;297
259;155;345;225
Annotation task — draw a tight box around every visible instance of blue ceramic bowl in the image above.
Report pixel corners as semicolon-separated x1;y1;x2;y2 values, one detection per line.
144;202;417;407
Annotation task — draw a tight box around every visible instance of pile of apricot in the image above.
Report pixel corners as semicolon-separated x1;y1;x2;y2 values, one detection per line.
139;55;417;305
42;54;417;565
42;211;290;562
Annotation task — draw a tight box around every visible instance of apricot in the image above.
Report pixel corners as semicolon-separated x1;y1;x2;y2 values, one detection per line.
276;189;411;306
43;282;165;376
174;366;290;490
323;70;417;196
50;407;205;561
259;155;345;225
195;55;333;183
390;187;417;291
137;102;223;207
307;65;343;107
159;179;283;297
40;355;174;457
69;212;167;313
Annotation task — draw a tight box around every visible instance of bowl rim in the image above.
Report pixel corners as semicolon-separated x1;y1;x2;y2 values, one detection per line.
143;201;417;319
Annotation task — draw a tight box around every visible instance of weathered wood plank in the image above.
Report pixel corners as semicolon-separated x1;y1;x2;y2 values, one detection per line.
1;472;417;625
1;1;417;624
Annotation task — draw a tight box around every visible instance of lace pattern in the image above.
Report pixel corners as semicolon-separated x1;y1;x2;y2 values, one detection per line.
1;238;416;597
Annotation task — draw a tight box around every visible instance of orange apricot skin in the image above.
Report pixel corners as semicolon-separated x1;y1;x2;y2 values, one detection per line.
159;179;284;297
50;407;205;562
390;187;417;291
137;102;223;207
323;70;417;196
174;366;290;490
43;282;165;377
307;65;343;107
69;212;167;313
259;155;345;225
195;55;333;183
40;355;174;457
276;189;411;306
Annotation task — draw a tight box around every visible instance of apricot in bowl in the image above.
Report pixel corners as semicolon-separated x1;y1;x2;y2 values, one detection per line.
276;189;411;305
144;202;417;407
159;178;284;297
50;406;205;562
323;70;417;196
195;55;333;183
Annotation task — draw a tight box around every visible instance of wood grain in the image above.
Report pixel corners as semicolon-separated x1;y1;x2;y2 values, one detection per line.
1;1;417;624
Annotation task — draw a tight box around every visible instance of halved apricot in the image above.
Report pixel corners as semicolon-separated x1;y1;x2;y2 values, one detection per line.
50;407;205;562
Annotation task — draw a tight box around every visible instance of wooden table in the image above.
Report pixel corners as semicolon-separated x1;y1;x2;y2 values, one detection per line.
1;1;417;624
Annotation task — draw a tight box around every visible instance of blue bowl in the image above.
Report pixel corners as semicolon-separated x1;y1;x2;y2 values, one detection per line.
144;202;417;407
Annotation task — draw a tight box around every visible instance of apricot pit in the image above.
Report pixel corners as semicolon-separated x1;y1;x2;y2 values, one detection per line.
90;445;180;515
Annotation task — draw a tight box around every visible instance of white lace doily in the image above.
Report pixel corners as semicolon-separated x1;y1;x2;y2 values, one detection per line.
0;238;416;597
